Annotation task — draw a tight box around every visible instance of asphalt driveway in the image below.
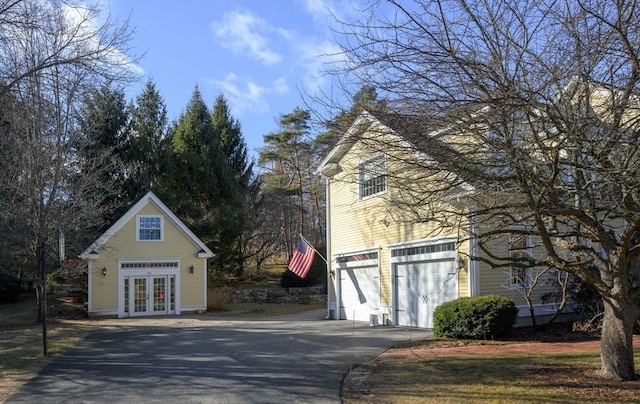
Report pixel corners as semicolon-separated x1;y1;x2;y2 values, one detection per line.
6;310;431;403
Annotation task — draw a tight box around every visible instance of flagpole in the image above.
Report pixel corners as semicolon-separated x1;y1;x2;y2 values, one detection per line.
299;234;327;264
299;233;332;320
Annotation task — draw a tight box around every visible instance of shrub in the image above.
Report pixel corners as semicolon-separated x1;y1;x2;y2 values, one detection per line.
433;295;518;339
0;271;21;303
207;288;232;312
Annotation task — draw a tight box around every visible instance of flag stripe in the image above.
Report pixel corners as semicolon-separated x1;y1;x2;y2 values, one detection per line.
288;238;315;278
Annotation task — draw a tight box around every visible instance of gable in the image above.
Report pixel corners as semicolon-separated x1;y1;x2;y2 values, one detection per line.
80;191;213;259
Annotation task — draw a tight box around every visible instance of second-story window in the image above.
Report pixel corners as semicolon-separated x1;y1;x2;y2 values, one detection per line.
137;215;163;241
359;156;386;198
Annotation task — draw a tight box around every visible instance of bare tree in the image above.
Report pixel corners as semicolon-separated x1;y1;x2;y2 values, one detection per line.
326;0;640;381
0;0;137;302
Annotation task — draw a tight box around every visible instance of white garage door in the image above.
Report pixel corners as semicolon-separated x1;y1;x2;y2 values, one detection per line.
340;266;379;322
395;259;457;328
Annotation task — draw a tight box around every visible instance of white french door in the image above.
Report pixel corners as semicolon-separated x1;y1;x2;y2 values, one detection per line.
123;275;175;316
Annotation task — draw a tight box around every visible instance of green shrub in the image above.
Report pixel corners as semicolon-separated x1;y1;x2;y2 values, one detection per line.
433;295;518;339
0;272;21;303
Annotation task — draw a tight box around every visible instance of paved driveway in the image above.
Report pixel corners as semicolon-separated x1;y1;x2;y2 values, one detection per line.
7;310;430;403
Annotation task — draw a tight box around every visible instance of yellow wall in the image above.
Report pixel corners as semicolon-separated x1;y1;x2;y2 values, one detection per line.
90;202;205;313
476;233;563;307
328;126;469;307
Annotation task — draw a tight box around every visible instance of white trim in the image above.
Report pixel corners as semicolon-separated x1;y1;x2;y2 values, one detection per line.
116;258;181;318
334;247;380;269
136;215;164;242
202;259;208;309
358;154;387;200
324;175;332;319
80;191;213;259
87;261;93;313
181;306;207;313
389;236;458;264
88;310;118;317
467;208;480;296
515;302;578;317
387;235;458;249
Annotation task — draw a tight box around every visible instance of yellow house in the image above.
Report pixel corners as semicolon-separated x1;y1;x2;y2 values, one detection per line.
80;191;214;318
316;111;559;328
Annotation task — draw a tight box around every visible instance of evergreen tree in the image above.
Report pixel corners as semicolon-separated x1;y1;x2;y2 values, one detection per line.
162;86;220;241
210;95;255;277
317;85;387;154
76;83;131;227
127;80;168;200
259;108;323;263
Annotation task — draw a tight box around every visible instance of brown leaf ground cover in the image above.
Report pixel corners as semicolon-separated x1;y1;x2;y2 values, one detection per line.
342;324;640;403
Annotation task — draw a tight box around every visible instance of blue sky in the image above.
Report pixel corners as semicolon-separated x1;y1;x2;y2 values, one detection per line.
104;0;359;158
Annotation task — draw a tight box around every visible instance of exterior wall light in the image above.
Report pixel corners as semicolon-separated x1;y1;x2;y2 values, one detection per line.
102;267;107;276
189;265;194;274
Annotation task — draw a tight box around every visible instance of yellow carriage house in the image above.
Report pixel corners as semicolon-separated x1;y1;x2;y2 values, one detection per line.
80;191;214;318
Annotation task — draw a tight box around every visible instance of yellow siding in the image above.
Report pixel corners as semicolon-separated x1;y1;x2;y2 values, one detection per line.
91;201;205;312
328;130;469;307
476;234;561;307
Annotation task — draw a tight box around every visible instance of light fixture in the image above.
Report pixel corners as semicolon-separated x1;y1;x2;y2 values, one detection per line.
189;265;194;274
102;267;107;276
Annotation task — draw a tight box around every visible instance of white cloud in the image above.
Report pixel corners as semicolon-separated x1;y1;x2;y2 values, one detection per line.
301;0;358;25
212;11;282;66
209;73;289;115
64;2;145;77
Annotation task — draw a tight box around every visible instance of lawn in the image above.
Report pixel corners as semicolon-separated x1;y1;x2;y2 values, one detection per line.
343;340;640;403
0;297;94;401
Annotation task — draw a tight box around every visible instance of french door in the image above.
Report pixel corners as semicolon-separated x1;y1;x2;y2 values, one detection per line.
124;275;175;316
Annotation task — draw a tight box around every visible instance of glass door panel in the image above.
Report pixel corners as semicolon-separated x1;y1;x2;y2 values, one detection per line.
169;276;175;312
124;278;129;314
133;277;148;313
152;276;166;314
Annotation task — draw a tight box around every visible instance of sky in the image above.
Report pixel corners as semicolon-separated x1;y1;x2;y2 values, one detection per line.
102;0;361;158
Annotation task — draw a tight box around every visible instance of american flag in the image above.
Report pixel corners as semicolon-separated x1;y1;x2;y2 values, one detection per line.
288;238;315;278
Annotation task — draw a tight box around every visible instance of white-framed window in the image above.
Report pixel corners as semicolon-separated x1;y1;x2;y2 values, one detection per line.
137;215;163;241
509;232;532;288
359;155;386;198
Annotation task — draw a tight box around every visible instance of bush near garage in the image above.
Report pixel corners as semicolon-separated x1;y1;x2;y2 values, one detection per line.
433;295;518;339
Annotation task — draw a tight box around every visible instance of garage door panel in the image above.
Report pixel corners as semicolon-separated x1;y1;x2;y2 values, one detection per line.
395;259;457;328
340;266;379;322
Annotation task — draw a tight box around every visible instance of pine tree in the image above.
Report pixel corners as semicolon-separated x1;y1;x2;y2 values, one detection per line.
210;94;256;277
127;80;168;200
76;83;131;226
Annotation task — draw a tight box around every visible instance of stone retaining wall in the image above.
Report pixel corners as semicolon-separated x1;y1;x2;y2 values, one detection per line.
229;286;326;304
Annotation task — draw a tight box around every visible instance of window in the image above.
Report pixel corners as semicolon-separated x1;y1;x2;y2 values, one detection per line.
337;252;379;263
509;233;532;288
391;242;456;257
359;156;386;198
137;215;163;241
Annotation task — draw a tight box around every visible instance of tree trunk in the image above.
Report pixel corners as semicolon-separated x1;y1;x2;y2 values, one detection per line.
598;299;638;381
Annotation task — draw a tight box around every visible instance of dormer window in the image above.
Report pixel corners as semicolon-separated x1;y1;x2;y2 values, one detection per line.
137;215;163;241
359;155;386;198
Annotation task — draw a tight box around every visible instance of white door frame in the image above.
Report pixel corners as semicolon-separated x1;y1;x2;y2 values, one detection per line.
117;259;181;318
333;248;380;322
390;237;458;328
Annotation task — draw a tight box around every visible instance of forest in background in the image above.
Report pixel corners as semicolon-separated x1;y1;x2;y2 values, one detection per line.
0;0;387;292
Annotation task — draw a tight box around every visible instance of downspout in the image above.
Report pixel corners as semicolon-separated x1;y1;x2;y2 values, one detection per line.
323;174;333;319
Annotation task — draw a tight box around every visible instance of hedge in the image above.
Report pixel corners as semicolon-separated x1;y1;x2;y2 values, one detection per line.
433;295;518;339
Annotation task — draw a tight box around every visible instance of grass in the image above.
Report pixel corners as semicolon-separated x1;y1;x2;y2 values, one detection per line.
0;298;93;401
344;347;640;403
